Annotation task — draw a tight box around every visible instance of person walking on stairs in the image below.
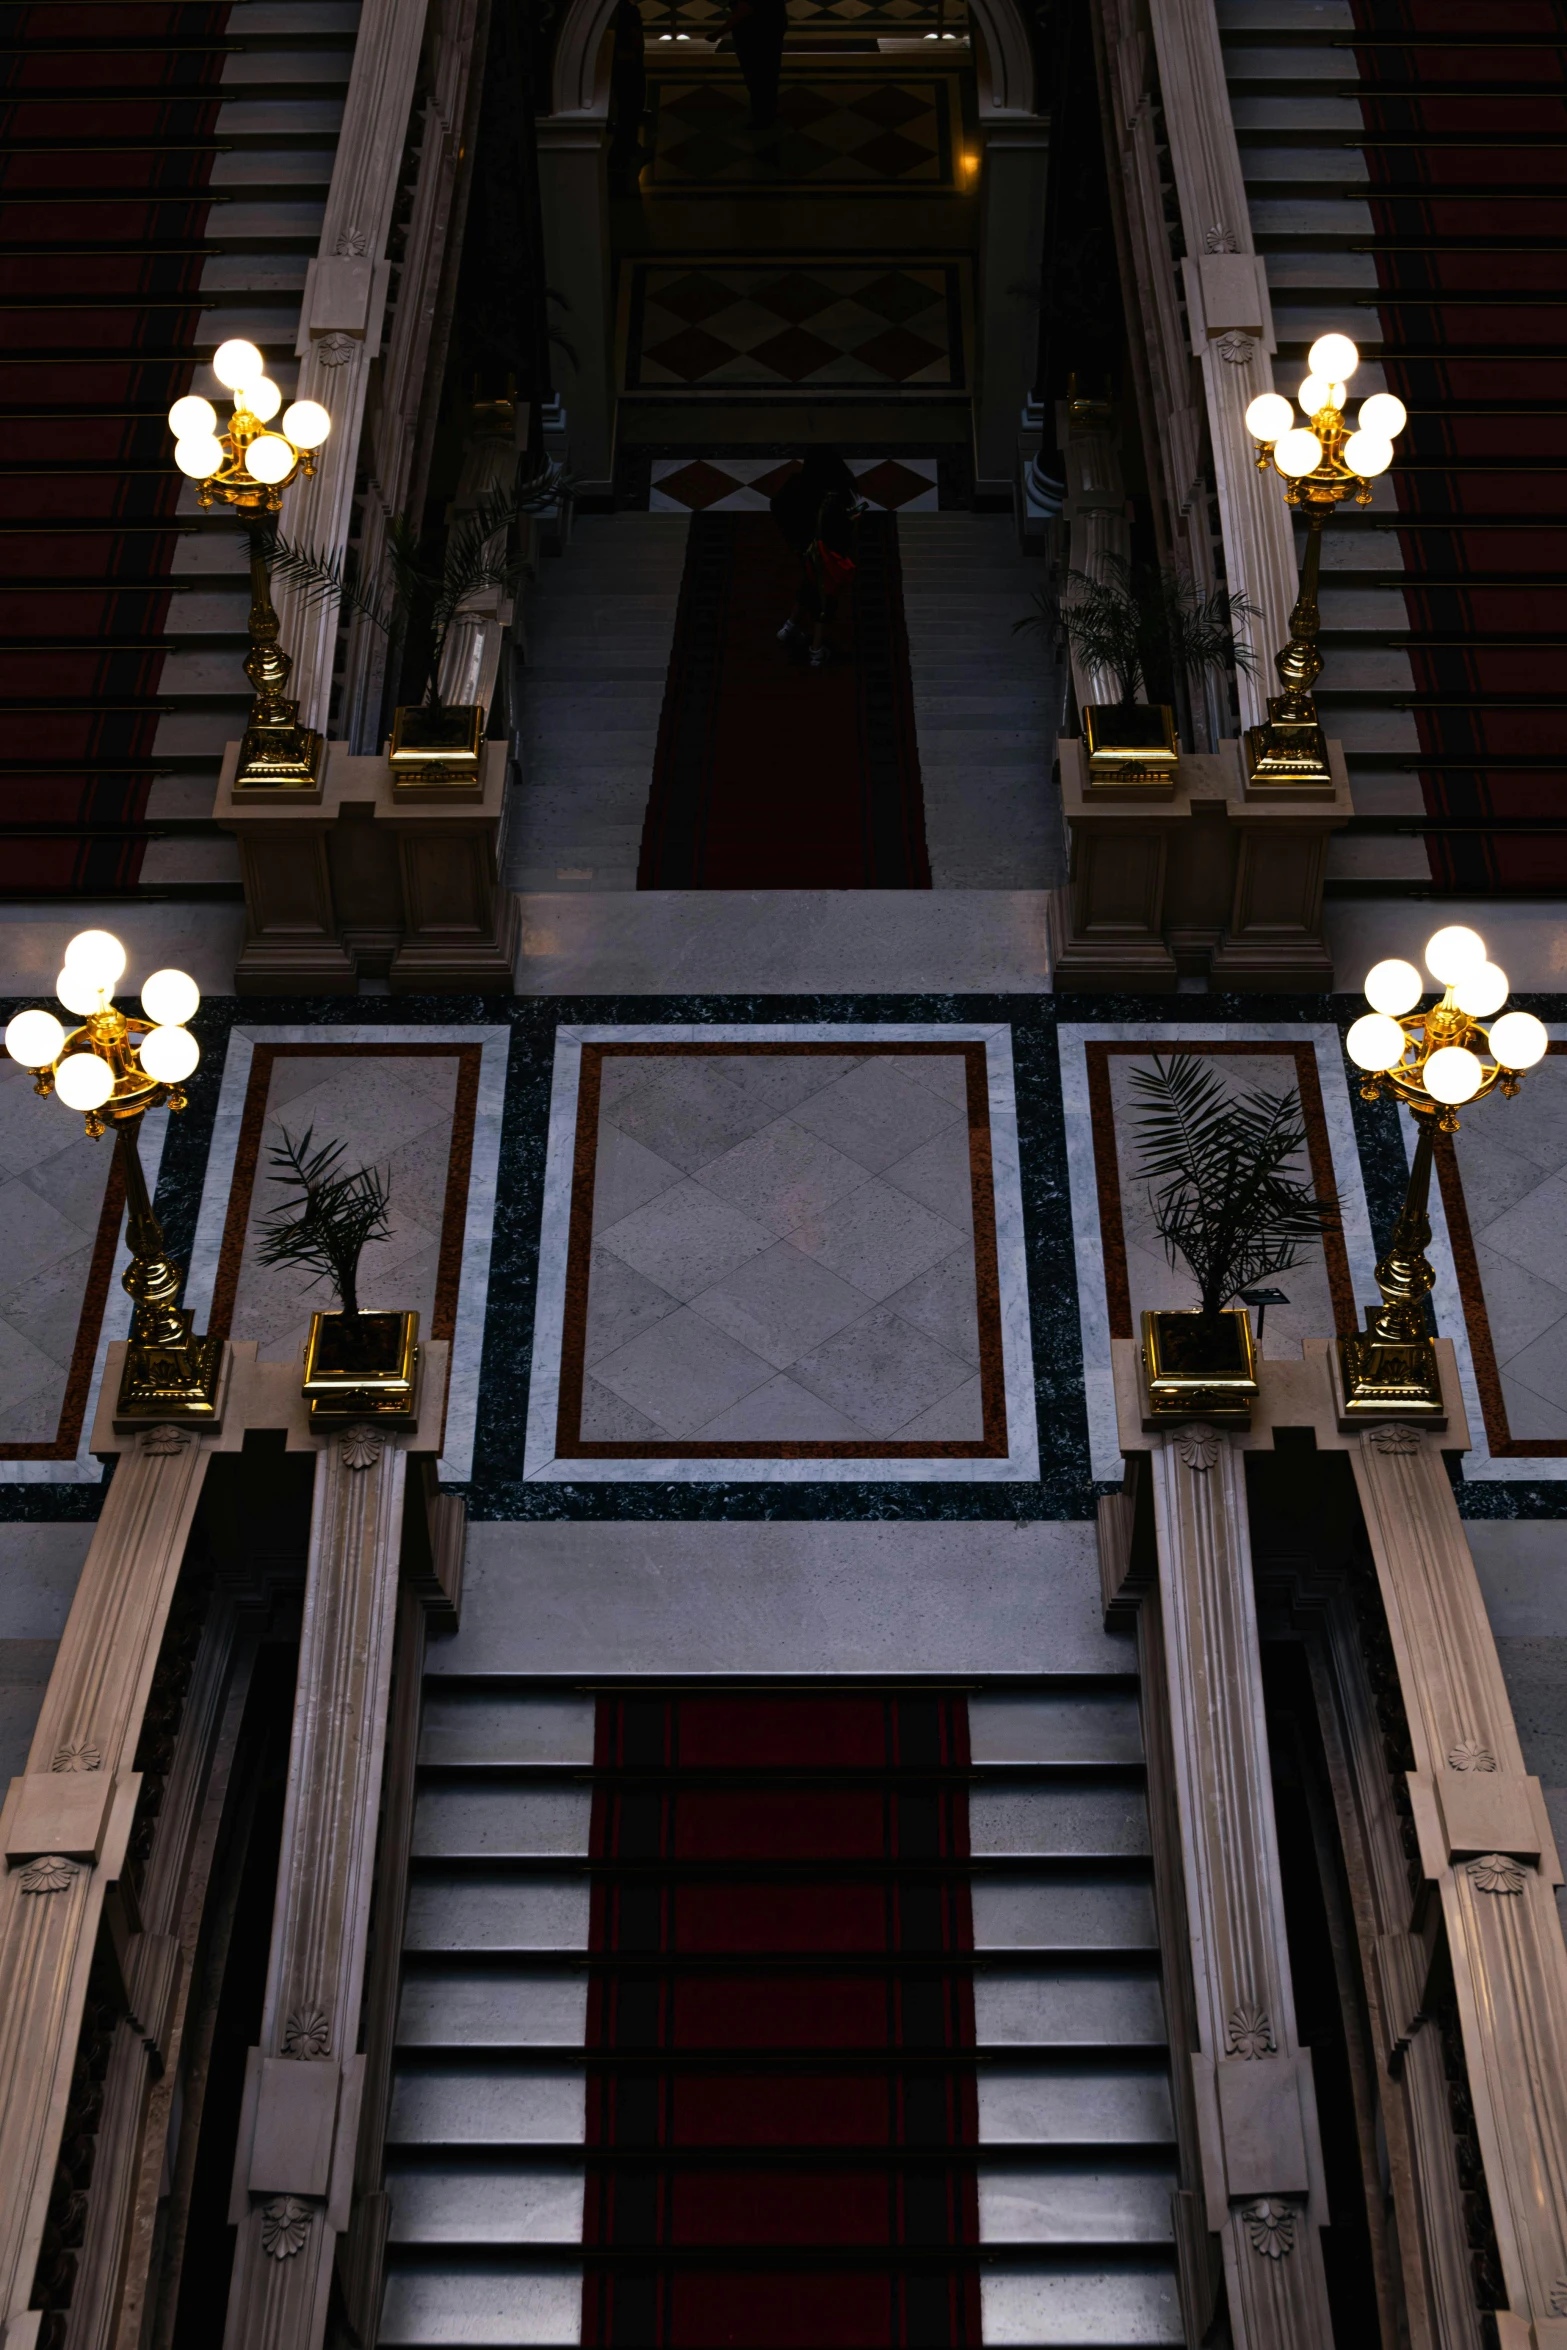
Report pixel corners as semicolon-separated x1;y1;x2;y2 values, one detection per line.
772;448;861;669
722;0;788;127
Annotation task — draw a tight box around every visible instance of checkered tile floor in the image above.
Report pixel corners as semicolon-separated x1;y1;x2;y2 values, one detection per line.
645;73;955;188
625;261;962;392
649;455;939;512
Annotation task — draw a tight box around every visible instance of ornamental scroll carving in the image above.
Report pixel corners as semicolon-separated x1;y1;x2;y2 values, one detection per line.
1447;1739;1497;1773
1468;1853;1526;1895
52;1742;101;1773
1244;2200;1296;2259
1215;332;1257;366
1175;1426;1222;1472
314;334;357;368
1204;221;1239;253
1227;2003;1276;2059
261;2197;312;2259
1369;1423;1421;1455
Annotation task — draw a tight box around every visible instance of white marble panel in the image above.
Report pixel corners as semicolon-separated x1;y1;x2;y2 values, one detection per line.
182;1026;508;1481
523;1025;1038;1482
378;2263;583;2346
1059;1024;1382;1483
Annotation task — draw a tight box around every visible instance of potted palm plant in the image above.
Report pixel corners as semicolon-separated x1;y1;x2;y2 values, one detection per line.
256;1127;419;1424
264;464;566;789
1129;1056;1339;1422
1017;556;1255;787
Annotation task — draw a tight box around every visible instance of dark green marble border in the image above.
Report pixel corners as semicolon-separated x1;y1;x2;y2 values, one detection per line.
3;987;1565;1523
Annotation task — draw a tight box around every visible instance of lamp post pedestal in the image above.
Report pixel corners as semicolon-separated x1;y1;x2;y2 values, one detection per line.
1244;506;1334;793
109;1114;227;1429
1337;1110;1447;1425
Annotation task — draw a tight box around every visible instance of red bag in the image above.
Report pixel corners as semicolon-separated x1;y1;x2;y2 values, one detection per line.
813;540;856;590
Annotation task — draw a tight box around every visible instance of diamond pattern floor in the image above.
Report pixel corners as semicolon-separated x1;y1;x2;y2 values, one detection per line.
578;1050;983;1444
625;260;963;392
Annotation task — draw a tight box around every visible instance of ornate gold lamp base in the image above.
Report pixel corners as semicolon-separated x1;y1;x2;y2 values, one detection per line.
1336;1321;1445;1423
1335;1109;1446;1427
1244;704;1333;792
234;531;325;792
235;714;325;792
116;1312;228;1426
109;1117;227;1427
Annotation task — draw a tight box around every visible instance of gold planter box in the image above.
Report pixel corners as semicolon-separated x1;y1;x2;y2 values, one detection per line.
1141;1307;1258;1424
1084;703;1179;795
302;1309;420;1426
389;704;485;799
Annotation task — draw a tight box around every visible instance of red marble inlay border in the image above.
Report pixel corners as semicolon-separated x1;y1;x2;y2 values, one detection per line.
554;1039;1009;1459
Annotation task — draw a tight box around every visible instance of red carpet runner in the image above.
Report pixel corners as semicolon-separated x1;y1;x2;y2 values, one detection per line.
636;513;932;889
0;2;232;893
1350;0;1567;891
582;1694;982;2348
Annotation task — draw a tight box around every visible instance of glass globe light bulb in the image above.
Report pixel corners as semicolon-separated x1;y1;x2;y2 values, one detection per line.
1344;431;1394;478
4;1008;65;1070
140;968;200;1027
137;1025;200;1085
1308;332;1359;380
1364;958;1423;1016
1489;1011;1549;1071
65;929;127;984
1453;963;1509;1020
281;399;331;450
243;434;295;485
56;967;108;1017
53;1053;116;1112
1425;924;1487;985
1297;374;1344;416
213;338;264;391
1244;392;1294;441
247;376;283;423
1347;1013;1407;1072
1424;1046;1484;1105
175;434;225;480
1358;392;1406;439
168;394;217;439
1274;428;1324;479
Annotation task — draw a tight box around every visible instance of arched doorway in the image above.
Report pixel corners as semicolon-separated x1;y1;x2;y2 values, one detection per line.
535;0;1048;500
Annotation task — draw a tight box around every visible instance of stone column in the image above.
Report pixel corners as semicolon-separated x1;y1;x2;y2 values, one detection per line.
1148;1421;1335;2348
0;1416;218;2350
1350;1420;1567;2349
220;1409;420;2350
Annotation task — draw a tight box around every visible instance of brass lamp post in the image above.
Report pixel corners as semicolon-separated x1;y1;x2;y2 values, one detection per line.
3;931;223;1423
1243;332;1408;792
1340;925;1549;1419
168;338;332;791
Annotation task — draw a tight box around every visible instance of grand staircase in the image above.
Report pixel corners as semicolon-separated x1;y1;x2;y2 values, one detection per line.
0;0;359;899
378;1667;1183;2347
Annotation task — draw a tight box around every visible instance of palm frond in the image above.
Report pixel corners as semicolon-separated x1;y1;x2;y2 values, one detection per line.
258;533;398;637
254;1124;392;1319
1130;1056;1339;1317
